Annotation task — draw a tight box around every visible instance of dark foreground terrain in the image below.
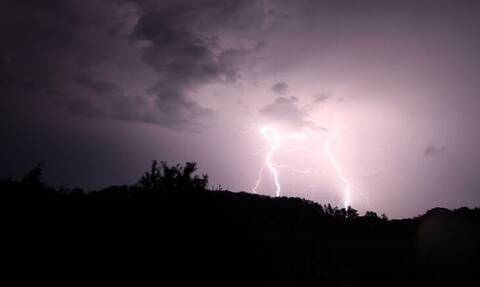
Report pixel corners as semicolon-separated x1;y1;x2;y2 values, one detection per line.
2;163;479;286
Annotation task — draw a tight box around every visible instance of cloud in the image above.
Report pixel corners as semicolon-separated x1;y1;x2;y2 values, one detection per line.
129;0;266;125
68;73;213;131
271;82;288;95
0;0;266;131
312;92;330;103
129;0;267;129
0;1;144;119
75;73;122;95
424;145;446;157
259;96;315;129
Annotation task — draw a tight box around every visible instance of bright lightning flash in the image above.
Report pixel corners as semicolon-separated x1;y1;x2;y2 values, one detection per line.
252;122;356;208
324;120;351;208
252;127;307;197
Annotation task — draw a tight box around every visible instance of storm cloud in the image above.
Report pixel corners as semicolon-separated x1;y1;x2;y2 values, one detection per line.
130;0;266;128
0;0;266;130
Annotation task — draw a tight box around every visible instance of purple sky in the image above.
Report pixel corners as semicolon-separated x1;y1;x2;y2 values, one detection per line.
1;0;480;218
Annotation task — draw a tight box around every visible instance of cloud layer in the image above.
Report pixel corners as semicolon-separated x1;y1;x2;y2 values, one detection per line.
0;0;266;130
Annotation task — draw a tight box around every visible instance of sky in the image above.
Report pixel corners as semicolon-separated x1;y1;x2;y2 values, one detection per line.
1;0;480;218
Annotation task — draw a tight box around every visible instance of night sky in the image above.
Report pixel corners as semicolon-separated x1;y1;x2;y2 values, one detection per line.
1;0;480;218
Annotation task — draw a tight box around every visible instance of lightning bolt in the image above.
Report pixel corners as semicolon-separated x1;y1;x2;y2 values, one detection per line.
259;127;281;197
324;120;351;208
252;119;357;208
252;165;264;194
253;127;307;197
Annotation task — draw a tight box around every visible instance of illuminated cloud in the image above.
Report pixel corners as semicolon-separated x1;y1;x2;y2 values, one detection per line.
259;96;313;129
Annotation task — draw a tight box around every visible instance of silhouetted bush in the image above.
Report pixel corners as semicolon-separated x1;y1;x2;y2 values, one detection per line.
137;160;208;193
21;163;45;187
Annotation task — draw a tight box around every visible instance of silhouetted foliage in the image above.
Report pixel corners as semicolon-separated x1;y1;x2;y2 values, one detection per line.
346;206;359;219
1;161;479;286
381;213;389;221
365;210;379;219
138;160;208;192
21;163;44;187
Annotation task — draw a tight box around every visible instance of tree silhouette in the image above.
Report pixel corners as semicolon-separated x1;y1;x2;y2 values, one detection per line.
138;160;208;192
138;160;162;191
365;211;379;219
381;213;388;221
346;206;359;219
21;163;44;187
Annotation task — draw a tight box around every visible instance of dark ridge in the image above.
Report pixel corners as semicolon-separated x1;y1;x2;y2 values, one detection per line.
2;162;479;286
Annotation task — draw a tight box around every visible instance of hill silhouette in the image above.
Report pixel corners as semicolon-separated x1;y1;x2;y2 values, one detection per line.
2;161;479;286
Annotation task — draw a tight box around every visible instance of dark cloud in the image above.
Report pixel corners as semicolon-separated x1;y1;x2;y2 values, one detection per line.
271;82;288;95
0;1;138;120
424;145;446;157
68;73;213;131
68;73;159;127
0;0;265;130
129;0;266;129
75;73;122;95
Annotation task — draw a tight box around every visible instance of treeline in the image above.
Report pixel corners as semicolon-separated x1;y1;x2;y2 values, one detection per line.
2;161;389;220
1;161;479;286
